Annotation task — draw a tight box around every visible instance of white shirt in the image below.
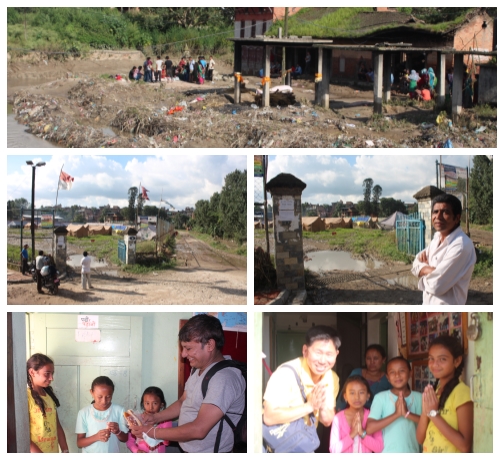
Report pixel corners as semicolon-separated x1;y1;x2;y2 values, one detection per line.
81;256;91;274
156;59;163;71
411;227;476;305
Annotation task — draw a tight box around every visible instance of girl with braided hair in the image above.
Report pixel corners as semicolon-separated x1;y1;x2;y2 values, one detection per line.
27;353;69;453
416;335;473;453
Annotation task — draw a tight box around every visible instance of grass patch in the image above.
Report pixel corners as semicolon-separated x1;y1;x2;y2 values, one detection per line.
190;231;247;257
473;247;492;278
7;243;21;264
122;257;176;274
473;104;497;120
67;234;122;261
257;228;413;264
470;223;493;233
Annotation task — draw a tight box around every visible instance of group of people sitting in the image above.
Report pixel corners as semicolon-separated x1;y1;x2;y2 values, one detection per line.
401;68;438;102
129;55;216;85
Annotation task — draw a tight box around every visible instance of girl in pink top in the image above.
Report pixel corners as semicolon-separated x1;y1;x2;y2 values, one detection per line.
330;376;383;453
127;387;172;453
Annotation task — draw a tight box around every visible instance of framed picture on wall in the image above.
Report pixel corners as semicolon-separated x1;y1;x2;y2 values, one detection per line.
412;358;437;392
406;312;468;361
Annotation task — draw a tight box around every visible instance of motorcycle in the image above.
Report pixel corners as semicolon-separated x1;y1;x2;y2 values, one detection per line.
30;260;60;295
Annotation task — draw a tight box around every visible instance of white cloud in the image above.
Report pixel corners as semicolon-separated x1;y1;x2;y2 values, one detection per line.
266;155;473;204
7;155;246;209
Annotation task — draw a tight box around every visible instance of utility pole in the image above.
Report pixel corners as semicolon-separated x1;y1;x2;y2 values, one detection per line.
281;7;289;85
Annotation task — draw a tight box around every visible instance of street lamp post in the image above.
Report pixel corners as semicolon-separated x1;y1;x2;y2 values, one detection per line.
26;161;46;261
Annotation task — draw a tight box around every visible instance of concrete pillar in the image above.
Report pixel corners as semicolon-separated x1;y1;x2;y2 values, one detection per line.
315;47;324;105
373;51;383;114
436;52;447;109
234;73;242;104
53;226;68;273
263;45;272;107
319;48;332;109
452;56;464;123
383;52;392;103
266;173;307;293
413;185;445;247
285;47;292;86
124;228;138;265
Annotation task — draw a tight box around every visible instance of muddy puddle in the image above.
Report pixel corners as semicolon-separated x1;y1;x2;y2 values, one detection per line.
305;251;383;272
66;255;108;268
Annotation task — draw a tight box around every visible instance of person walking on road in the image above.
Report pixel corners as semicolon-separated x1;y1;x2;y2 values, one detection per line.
81;251;93;290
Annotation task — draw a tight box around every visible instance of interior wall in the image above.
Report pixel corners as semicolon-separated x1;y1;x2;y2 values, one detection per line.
28;312;192;409
274;312;337;332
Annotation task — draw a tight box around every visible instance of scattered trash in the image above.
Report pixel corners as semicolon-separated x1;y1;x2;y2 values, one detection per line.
355;114;361;117
365;140;375;147
443;139;453;148
345;124;356;128
232;110;237;115
251;104;259;109
475;126;487;134
421;123;434;129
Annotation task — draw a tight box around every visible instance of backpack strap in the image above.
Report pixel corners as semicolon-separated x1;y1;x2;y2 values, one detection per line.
201;360;245;453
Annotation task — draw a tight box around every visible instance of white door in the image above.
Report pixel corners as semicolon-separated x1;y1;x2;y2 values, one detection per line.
28;313;143;453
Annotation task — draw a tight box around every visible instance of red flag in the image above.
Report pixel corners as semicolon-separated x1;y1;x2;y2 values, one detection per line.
59;171;74;190
141;186;150;201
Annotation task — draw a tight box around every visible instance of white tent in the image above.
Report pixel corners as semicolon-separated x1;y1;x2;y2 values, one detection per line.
379;212;405;230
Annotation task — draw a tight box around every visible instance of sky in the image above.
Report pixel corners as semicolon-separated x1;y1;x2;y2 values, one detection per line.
7;155;247;209
265;155;476;204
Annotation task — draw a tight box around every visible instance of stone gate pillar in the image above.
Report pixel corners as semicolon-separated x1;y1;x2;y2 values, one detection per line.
53;226;68;273
266;173;307;292
413;185;444;247
124;228;138;265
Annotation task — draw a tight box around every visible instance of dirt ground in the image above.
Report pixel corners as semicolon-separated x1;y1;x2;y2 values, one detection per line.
7;51;497;148
254;228;493;305
7;233;247;305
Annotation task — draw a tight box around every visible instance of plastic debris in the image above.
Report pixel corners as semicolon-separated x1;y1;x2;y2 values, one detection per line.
443;139;453;148
365;140;375;147
421;123;434;129
475;126;487;134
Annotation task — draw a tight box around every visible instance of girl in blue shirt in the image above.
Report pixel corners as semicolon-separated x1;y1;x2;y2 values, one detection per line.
76;376;128;453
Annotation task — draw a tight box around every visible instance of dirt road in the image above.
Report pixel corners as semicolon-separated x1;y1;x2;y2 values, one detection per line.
7;234;247;305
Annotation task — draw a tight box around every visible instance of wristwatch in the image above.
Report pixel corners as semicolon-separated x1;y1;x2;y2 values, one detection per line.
427;410;439;418
360;430;367;439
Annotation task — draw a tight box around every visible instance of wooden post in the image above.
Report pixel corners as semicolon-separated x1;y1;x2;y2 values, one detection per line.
452;56;464;123
234;72;242;105
373;51;383;114
263;45;272;108
436;52;447;109
382;52;392;103
234;43;242;105
315;48;324;105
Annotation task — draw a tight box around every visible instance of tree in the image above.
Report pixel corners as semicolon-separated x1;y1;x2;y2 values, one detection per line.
380;197;407;217
470;156;493;225
143;205;159;217
172;213;190;230
371;185;383;216
127;187;138;222
219;169;247;242
362;178;373;215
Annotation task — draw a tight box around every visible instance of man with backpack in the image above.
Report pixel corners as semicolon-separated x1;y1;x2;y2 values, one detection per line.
130;314;246;453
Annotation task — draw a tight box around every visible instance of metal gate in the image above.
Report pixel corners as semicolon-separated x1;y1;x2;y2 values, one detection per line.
118;239;126;263
396;212;425;256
